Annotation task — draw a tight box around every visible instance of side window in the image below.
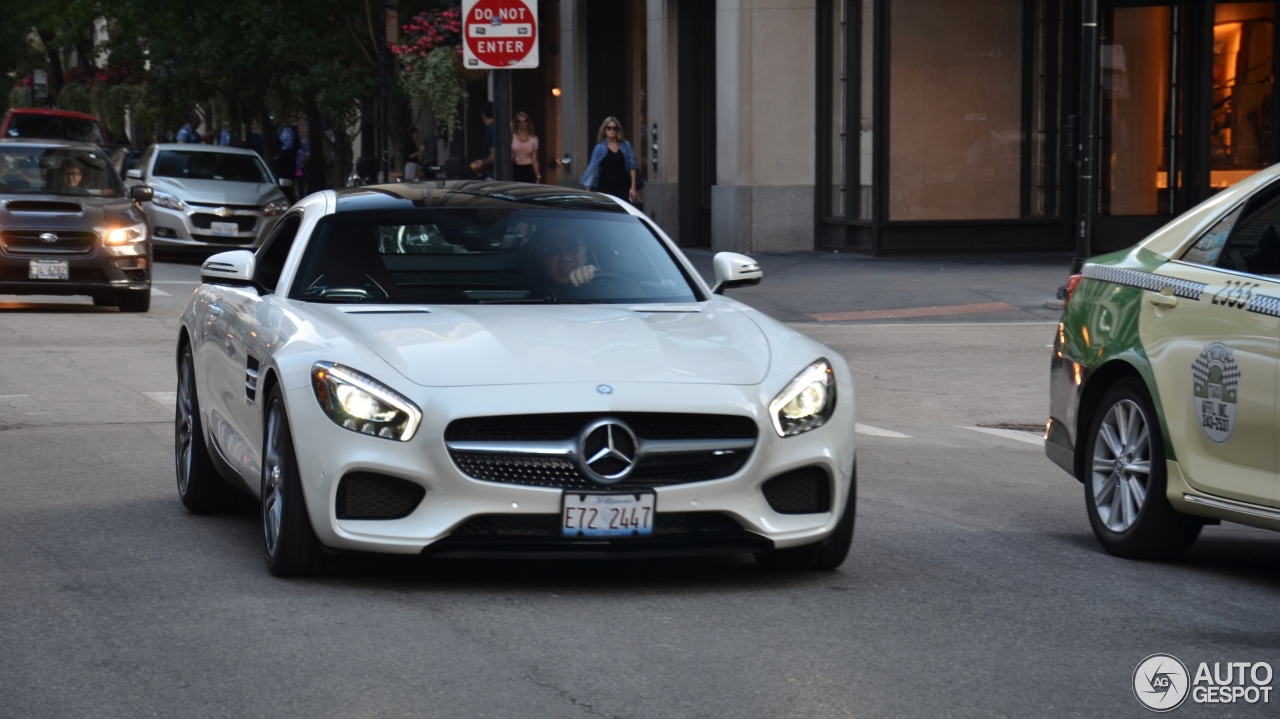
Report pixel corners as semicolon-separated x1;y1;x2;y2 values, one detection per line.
1183;183;1280;277
254;215;303;293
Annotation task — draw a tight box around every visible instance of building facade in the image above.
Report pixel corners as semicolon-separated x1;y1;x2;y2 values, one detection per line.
510;0;1278;255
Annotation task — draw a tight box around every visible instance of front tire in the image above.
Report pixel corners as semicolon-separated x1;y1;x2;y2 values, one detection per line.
755;465;857;571
261;387;323;577
116;289;151;313
176;345;238;512
1083;378;1201;559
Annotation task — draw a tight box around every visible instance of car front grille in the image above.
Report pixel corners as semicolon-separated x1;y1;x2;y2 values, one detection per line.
190;213;258;232
190;232;256;245
335;472;425;519
450;511;744;538
445;412;758;490
762;467;832;514
1;229;98;255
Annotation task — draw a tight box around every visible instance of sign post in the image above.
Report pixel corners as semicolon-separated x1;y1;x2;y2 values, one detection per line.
462;0;539;182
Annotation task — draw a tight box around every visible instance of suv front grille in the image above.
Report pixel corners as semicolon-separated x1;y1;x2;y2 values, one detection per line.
445;412;758;490
1;229;97;255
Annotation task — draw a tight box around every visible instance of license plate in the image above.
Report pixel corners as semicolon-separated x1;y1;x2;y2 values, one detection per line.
28;260;68;280
210;221;238;237
562;492;655;537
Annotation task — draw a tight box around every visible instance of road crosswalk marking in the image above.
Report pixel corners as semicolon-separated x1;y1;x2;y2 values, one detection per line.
960;426;1044;446
855;423;911;438
143;391;176;406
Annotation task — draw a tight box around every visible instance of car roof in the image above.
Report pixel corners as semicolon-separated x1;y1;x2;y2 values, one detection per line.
3;107;101;122
149;143;265;156
0;137;106;151
332;181;628;213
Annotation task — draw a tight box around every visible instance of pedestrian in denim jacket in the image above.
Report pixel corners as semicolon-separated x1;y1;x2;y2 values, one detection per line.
580;117;640;203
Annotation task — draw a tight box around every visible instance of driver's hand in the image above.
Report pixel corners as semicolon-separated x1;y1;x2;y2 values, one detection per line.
568;264;597;287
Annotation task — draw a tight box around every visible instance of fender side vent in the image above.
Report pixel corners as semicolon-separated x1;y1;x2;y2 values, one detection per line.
244;356;260;402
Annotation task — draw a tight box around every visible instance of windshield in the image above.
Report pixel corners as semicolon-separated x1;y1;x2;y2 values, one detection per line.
153;150;273;183
5;114;106;144
0;146;125;197
290;208;702;305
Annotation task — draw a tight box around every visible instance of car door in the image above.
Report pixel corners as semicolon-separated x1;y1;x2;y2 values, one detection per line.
219;213;306;486
1143;184;1280;507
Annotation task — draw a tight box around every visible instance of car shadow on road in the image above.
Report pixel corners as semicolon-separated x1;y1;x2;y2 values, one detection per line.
1054;529;1280;590
0;301;112;313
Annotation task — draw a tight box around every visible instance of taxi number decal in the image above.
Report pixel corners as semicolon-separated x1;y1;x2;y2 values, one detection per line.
1211;280;1260;309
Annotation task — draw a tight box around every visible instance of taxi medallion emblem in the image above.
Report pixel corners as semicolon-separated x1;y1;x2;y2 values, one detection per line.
1192;342;1239;444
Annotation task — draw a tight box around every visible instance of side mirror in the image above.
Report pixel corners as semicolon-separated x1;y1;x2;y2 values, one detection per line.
201;250;257;287
711;252;763;294
129;185;153;202
126;168;142;180
277;177;293;187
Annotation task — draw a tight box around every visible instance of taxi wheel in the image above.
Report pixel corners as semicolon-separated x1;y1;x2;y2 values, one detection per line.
176;345;238;513
261;386;323;577
755;465;856;571
1083;378;1201;559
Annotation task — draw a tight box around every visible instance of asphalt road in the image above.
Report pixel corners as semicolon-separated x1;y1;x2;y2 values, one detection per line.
1;265;1277;718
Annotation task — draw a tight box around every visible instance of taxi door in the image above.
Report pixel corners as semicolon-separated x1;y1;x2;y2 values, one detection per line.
1143;204;1280;507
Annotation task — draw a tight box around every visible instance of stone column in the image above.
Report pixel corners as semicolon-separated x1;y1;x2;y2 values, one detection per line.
644;0;681;240
558;0;590;187
712;0;816;253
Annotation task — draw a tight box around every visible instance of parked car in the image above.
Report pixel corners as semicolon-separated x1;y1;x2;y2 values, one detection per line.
2;108;109;146
176;181;857;576
0;138;153;311
1048;163;1280;558
127;144;289;251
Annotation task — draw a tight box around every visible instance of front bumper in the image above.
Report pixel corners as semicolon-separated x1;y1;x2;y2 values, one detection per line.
285;380;858;556
0;241;150;296
146;203;280;250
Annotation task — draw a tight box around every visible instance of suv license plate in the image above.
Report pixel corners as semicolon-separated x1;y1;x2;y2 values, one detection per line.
29;260;69;280
210;221;238;237
562;492;655;537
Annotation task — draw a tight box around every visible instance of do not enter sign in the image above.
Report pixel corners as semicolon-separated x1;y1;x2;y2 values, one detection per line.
462;0;539;70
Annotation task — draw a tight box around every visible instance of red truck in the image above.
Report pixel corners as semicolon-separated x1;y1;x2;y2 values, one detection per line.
1;108;109;145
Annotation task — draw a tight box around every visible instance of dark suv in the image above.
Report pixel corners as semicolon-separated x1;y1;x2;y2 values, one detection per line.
0;138;154;311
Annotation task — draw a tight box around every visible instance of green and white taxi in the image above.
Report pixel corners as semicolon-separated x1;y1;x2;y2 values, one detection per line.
1048;166;1280;559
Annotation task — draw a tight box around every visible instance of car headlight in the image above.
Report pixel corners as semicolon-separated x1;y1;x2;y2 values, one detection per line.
152;191;185;211
104;222;148;246
768;359;837;437
263;199;289;216
311;362;422;441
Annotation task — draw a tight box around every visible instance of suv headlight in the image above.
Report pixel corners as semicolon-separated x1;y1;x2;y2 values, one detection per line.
104;222;147;245
152;191;185;211
263;199;289;216
311;362;422;441
768;359;837;437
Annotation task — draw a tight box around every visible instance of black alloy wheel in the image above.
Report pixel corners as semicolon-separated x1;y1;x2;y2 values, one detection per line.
261;386;323;577
176;345;237;512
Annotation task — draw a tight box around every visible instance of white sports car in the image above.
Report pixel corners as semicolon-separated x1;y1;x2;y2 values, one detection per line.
175;182;857;576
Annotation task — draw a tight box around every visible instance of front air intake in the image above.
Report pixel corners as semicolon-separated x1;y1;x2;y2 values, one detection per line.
335;472;425;519
762;467;832;514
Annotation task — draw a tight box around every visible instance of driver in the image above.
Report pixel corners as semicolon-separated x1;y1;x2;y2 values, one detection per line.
532;227;597;298
56;161;85;192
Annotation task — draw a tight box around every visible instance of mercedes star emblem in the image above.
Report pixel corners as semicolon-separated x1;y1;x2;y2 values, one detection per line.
38;232;58;243
577;419;637;484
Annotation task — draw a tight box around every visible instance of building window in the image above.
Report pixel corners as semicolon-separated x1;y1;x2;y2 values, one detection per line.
888;0;1025;220
1212;2;1275;191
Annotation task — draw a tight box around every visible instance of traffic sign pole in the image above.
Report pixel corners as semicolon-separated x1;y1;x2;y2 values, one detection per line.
494;70;512;181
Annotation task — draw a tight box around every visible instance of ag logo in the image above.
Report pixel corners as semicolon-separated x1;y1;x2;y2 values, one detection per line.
1134;654;1190;712
1192;342;1239;443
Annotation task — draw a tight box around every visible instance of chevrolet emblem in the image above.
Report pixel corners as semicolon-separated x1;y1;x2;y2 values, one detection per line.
214;208;235;218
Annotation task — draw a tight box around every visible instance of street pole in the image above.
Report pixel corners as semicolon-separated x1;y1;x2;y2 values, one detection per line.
493;69;512;181
1073;0;1099;274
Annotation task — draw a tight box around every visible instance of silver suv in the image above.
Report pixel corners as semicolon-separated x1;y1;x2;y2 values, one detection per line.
0;139;154;311
127;144;289;251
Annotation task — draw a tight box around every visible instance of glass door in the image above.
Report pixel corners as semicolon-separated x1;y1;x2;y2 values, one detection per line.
1211;2;1275;191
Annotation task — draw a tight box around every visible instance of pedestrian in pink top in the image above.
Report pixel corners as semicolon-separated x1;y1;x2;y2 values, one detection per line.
511;111;541;184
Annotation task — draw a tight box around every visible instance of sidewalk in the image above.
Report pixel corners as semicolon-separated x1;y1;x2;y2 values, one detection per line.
682;249;1073;323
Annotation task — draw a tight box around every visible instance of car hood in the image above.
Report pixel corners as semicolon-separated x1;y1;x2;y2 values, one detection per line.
150;177;282;206
0;193;143;229
308;303;772;387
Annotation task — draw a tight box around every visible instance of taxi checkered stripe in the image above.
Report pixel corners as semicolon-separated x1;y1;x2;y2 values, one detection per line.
1246;293;1280;318
1081;264;1206;300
